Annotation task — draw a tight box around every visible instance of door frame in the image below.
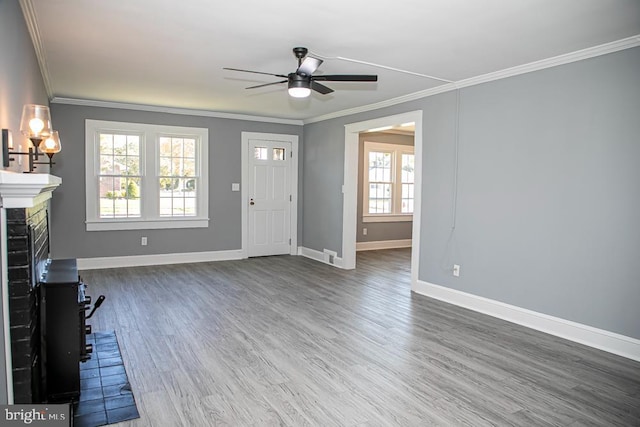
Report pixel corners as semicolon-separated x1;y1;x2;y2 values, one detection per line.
241;132;299;258
342;110;423;289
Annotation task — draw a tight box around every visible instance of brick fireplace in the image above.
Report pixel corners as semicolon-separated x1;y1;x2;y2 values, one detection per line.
6;202;50;403
0;170;61;404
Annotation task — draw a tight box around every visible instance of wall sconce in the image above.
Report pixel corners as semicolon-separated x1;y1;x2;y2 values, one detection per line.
2;104;62;173
20;104;52;159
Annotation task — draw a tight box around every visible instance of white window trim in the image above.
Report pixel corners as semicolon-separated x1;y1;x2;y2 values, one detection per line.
85;120;209;231
363;141;414;220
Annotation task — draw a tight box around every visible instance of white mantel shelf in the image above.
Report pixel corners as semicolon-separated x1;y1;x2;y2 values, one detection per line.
0;170;62;208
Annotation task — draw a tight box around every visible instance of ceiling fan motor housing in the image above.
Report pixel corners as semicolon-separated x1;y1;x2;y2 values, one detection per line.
288;73;311;89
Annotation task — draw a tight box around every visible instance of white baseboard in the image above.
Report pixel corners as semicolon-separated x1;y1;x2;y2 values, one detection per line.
77;249;244;270
356;239;412;251
298;246;344;269
414;280;640;362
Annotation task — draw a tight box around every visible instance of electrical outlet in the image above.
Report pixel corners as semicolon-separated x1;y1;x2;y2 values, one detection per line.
141;236;147;246
453;264;460;277
363;228;367;236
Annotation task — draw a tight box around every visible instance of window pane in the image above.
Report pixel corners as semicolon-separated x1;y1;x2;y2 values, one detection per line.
368;151;392;214
401;183;414;214
158;136;199;217
184;197;196;215
159;137;172;156
273;148;286;160
113;134;127;153
183;139;196;157
368;182;391;214
97;132;141;218
160;157;172;178
159;177;198;217
369;151;392;184
114;156;126;174
402;154;415;183
254;147;267;160
183;159;195;177
159;198;172;216
127;135;140;155
98;176;141;218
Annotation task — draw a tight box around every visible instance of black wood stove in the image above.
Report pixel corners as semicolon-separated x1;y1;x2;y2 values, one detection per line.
39;258;104;402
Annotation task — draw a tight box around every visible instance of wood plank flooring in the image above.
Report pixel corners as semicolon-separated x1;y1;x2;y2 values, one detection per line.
82;249;640;426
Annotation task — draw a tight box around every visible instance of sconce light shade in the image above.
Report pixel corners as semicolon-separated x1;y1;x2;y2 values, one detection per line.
40;131;62;155
20;104;52;139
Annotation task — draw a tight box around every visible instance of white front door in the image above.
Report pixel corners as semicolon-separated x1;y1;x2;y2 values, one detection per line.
247;138;292;257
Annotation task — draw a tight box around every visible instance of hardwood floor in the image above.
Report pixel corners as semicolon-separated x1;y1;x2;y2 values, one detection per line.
82;249;640;426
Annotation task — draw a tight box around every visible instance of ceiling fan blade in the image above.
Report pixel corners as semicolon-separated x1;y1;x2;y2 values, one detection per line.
311;81;334;95
313;74;378;82
223;67;288;78
297;56;323;76
246;80;287;89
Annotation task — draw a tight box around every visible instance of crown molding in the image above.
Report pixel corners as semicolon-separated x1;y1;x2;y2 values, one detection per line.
305;35;640;125
22;1;639;128
50;98;304;126
19;0;53;99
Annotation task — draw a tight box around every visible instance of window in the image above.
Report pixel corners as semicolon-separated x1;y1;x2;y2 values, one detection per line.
363;141;414;222
85;120;208;231
158;136;197;217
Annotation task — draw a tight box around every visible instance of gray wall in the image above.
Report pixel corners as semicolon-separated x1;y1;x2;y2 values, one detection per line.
357;132;413;243
49;104;302;258
303;48;640;339
0;0;50;404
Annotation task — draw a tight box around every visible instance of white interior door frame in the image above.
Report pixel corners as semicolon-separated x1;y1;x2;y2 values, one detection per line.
342;110;423;289
241;132;298;258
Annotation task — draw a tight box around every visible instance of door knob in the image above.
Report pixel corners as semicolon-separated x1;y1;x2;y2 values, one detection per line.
250;198;255;206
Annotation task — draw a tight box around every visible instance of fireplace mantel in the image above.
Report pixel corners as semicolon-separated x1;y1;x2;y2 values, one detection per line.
0;170;62;208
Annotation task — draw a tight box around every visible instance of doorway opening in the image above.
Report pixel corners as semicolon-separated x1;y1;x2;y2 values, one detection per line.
357;124;415;251
342;111;423;291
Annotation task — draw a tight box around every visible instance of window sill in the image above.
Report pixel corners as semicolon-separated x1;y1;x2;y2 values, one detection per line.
86;218;209;231
363;215;413;223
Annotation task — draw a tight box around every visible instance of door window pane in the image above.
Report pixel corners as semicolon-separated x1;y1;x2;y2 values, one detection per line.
273;148;286;160
254;147;267;160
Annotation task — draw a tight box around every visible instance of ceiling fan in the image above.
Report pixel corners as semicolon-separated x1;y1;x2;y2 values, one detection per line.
223;47;378;98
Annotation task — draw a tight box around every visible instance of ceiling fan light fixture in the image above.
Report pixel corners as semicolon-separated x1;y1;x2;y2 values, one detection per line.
288;74;311;98
288;86;311;98
225;47;377;98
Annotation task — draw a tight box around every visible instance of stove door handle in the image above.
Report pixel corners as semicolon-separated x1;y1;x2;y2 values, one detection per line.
86;295;106;319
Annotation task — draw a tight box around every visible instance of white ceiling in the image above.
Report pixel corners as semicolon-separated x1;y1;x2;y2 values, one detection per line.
25;0;640;122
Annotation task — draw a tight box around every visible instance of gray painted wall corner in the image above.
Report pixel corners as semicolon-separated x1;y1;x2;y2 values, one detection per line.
0;0;51;404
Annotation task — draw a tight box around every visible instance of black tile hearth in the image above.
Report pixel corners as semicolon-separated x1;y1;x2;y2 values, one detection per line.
74;331;139;427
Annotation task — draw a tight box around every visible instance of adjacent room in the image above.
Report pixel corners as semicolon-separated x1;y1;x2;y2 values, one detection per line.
1;0;639;425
